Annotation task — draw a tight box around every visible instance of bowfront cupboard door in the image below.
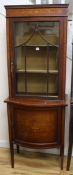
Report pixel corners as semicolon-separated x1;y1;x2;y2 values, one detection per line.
10;18;64;99
13;106;61;147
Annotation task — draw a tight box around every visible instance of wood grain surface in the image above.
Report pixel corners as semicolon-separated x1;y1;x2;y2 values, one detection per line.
0;148;72;175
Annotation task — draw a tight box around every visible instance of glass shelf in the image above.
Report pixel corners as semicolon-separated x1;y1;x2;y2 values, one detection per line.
48;70;58;74
16;69;59;74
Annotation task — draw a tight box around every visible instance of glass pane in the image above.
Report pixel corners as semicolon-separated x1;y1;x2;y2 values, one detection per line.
49;47;58;71
26;46;47;72
27;74;47;94
48;75;58;95
14;22;59;47
14;21;59;97
15;47;25;71
16;74;25;93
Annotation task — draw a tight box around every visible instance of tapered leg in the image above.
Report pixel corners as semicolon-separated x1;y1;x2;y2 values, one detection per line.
10;143;14;168
66;121;73;171
17;145;20;153
67;141;72;171
60;108;65;170
60;146;64;170
7;104;14;168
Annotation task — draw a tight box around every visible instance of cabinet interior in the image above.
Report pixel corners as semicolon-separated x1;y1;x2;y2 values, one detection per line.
14;21;59;97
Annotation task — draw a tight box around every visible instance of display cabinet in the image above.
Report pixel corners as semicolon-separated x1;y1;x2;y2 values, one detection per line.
67;42;73;171
4;4;68;169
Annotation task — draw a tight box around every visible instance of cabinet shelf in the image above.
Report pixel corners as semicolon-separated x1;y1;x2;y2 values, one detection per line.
16;69;47;73
48;70;58;74
16;92;58;98
16;69;59;74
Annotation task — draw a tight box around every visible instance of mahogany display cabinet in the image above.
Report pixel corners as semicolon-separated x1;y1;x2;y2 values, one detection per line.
4;4;68;169
67;42;73;171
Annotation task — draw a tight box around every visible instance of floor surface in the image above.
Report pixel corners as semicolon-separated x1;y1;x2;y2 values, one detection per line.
0;148;73;175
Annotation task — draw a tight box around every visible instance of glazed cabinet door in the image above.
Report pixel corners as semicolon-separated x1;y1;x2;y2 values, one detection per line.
13;106;61;148
9;18;65;99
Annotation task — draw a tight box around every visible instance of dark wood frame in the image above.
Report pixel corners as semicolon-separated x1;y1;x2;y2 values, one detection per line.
7;16;67;99
10;17;63;99
4;4;68;169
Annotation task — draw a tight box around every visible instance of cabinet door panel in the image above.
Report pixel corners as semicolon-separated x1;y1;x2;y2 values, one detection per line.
12;20;60;98
13;107;60;146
